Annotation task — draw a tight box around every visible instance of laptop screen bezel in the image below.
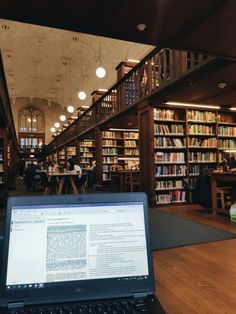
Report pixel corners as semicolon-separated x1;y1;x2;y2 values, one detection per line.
0;193;155;306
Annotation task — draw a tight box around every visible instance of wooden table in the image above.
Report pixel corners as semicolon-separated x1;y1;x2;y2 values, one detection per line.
209;171;236;213
44;171;80;195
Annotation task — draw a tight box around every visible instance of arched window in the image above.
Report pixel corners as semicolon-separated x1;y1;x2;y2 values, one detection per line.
18;105;45;148
19;105;44;132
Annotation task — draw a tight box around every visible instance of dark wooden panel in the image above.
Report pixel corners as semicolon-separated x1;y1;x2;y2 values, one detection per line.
138;101;155;204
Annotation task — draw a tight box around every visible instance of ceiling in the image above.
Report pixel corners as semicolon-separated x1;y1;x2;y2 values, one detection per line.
0;0;236;60
1;0;236;129
0;18;153;112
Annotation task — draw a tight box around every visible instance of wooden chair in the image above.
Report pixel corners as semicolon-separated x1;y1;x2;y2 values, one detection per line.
215;187;232;214
124;170;140;192
78;174;87;194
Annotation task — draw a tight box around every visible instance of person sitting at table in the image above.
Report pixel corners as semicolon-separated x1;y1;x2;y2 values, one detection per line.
72;159;86;193
88;159;97;188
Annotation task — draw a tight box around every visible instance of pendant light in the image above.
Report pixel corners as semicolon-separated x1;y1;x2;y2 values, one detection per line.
67;58;75;113
54;122;60;128
78;34;87;100
67;105;75;113
59;114;66;121
96;37;106;78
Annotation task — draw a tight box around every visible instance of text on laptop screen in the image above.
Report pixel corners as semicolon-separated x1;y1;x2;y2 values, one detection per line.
6;202;149;289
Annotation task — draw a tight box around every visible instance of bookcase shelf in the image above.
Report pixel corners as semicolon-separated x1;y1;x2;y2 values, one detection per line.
79;139;96;170
101;129;139;182
152;106;236;205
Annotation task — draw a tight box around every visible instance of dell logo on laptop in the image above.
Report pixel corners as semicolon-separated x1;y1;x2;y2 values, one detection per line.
78;197;83;201
75;288;85;293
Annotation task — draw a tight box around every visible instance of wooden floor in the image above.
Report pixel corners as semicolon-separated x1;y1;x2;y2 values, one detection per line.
2;181;236;312
155;205;236;313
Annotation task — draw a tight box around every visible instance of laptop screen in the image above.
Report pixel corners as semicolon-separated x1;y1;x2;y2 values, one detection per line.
1;193;155;305
6;201;149;291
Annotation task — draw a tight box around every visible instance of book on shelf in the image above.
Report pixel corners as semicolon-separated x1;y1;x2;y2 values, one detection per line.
154;152;185;163
155;190;186;204
155;165;186;177
187;110;216;122
154;108;175;120
156;180;183;190
154;124;184;135
154;137;185;148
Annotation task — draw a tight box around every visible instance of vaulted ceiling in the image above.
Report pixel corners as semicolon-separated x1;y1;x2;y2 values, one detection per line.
1;0;236;113
0;19;152;110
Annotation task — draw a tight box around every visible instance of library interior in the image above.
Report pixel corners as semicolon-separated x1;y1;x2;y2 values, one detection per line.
1;1;236;312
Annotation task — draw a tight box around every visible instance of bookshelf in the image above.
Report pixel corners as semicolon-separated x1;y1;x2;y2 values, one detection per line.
102;130;122;181
187;110;218;201
102;129;139;182
66;146;76;160
79;139;96;170
154;108;187;204
153;106;236;205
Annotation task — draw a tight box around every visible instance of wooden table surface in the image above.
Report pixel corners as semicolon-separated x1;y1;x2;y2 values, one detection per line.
154;238;236;313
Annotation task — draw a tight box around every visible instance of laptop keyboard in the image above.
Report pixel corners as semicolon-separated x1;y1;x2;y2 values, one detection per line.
9;298;149;314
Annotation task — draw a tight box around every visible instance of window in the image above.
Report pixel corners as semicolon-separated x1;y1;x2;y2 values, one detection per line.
19;105;44;132
18;105;45;149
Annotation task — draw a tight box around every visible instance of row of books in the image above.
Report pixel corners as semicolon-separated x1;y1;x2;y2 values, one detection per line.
188;124;215;134
81;152;93;157
154;124;184;135
124;132;139;139
124;140;137;147
80;141;95;147
156;180;183;190
154;108;175;120
102;148;118;155
155;165;187;176
155;191;186;204
103;139;119;146
103;156;118;164
80;158;92;164
103;165;115;172
189;164;200;175
80;147;93;152
219;139;236;148
188;137;217;147
189;152;216;162
154;137;185;148
154;152;185;163
187;110;216;122
218;126;236;136
124;149;139;156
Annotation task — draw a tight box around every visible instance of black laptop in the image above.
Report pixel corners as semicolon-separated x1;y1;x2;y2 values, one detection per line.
0;192;165;313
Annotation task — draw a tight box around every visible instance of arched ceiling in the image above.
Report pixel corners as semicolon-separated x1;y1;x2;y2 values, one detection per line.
0;18;153;112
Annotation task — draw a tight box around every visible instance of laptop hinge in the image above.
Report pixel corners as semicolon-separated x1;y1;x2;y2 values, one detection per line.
133;292;148;298
8;302;24;309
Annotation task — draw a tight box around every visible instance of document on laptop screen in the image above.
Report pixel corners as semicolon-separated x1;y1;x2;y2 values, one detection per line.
6;202;149;288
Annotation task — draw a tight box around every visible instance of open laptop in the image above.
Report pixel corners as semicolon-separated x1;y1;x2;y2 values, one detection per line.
0;192;165;313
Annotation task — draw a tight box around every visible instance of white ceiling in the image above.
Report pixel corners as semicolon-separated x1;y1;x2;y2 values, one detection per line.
0;18;153;112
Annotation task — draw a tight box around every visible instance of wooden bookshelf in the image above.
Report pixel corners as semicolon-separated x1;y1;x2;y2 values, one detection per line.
101;129;139;183
153;106;236;205
79;139;96;170
154;107;187;204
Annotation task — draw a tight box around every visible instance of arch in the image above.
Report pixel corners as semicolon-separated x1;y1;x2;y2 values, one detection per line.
18;104;45;133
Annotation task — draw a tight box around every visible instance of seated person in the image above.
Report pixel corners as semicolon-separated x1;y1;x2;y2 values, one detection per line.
88;159;97;188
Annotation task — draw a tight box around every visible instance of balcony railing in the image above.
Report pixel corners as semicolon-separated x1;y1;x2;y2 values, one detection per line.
46;47;210;153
